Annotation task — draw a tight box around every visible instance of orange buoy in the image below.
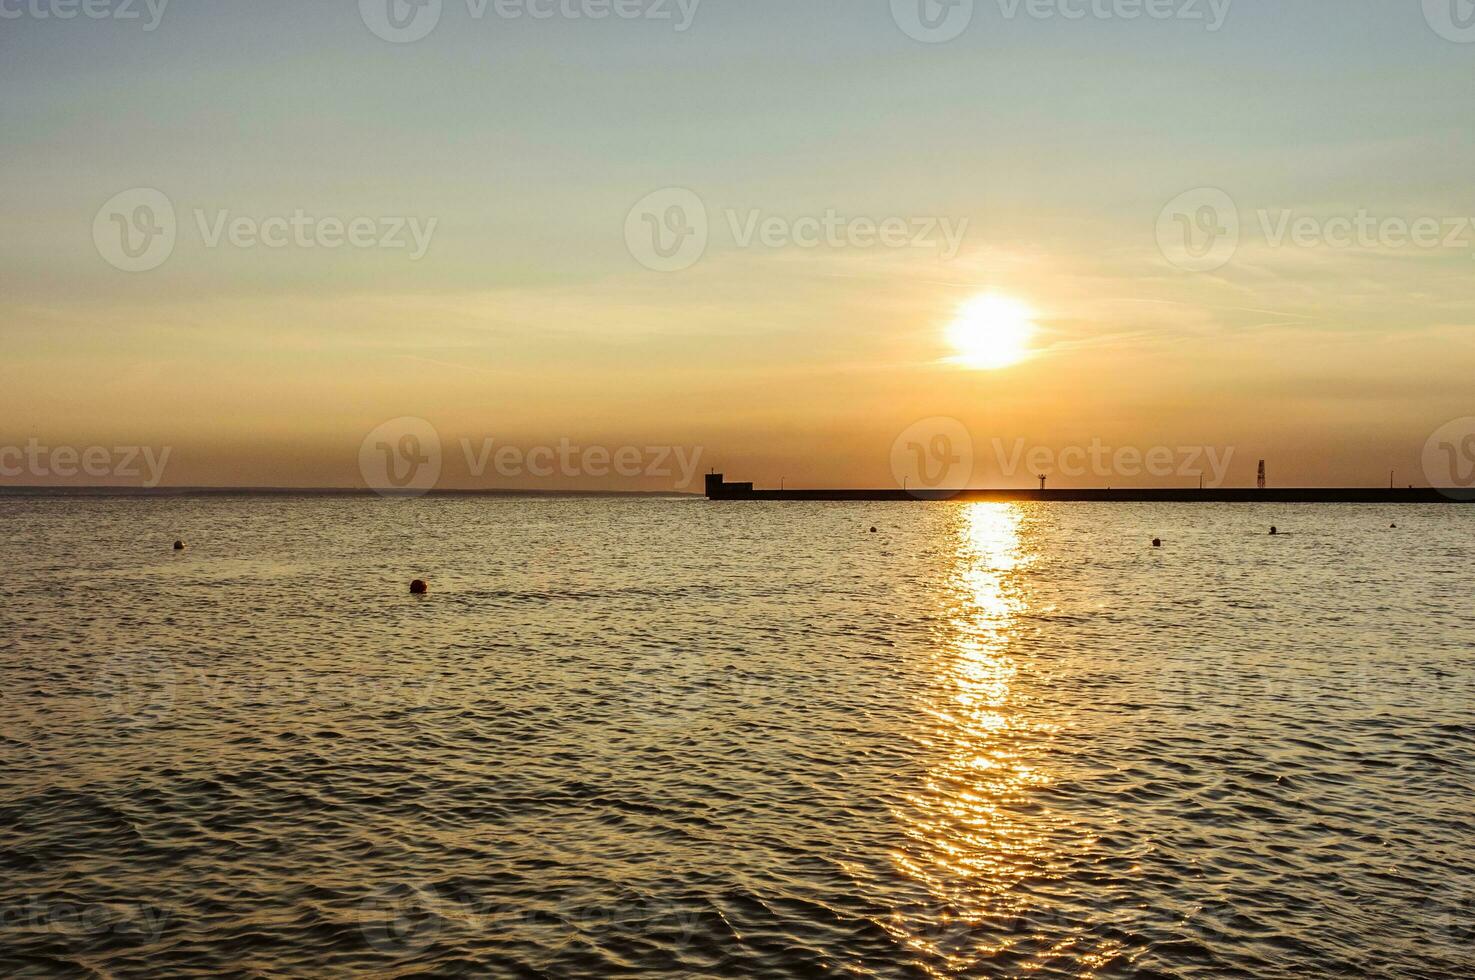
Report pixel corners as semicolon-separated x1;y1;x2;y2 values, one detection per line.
410;579;428;595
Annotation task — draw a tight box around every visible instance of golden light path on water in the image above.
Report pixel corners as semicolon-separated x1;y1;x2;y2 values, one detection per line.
888;503;1123;976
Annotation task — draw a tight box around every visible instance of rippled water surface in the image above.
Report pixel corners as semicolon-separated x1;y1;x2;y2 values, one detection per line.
3;496;1473;978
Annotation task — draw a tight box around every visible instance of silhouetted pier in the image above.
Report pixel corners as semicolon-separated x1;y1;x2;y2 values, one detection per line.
704;474;1467;504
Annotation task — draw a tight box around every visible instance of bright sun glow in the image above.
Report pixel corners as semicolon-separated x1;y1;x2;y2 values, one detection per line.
946;294;1037;370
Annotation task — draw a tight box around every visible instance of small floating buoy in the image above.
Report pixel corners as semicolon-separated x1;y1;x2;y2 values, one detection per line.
1390;523;1397;529
1152;538;1161;548
1269;527;1278;536
870;526;878;534
410;579;428;595
173;540;185;550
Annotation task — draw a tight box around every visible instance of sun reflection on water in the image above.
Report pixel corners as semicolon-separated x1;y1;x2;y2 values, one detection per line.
888;504;1122;975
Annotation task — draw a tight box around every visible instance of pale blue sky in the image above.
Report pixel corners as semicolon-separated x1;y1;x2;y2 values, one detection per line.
6;1;1470;293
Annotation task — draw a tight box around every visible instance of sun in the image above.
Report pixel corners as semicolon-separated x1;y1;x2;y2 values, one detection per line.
946;294;1037;370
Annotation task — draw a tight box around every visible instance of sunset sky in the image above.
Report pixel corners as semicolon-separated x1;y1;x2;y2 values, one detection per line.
4;0;1473;490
